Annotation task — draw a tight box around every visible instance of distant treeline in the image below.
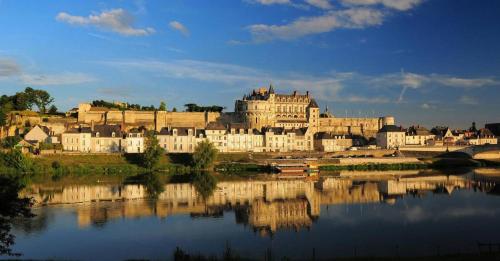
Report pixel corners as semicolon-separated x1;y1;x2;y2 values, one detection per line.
0;87;57;126
91;100;157;111
184;103;224;113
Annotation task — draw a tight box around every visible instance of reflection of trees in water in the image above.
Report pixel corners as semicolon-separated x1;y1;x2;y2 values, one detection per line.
0;175;33;256
125;172;165;200
192;171;217;201
12;208;52;235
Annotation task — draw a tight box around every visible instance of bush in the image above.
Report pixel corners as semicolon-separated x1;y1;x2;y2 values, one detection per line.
1;136;22;149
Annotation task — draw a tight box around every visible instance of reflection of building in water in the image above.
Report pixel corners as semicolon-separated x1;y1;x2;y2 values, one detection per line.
23;172;499;232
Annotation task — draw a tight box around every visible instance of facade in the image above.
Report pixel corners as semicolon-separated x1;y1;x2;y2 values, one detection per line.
235;86;320;131
468;128;498;145
157;127;203;153
314;132;353;152
235;86;393;138
376;125;406;149
90;125;123;153
61;124;144;153
61;127;92;152
405;126;435;146
123;130;145;153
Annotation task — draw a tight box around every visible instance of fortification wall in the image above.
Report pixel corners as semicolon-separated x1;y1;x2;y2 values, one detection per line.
155;111;220;129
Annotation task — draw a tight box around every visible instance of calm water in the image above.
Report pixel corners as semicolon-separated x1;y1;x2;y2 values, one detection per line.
7;169;500;260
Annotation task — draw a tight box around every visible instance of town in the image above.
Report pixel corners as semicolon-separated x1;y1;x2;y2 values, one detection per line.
1;86;498;155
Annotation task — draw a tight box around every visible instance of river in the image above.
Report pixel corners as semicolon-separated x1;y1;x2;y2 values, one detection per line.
6;169;500;260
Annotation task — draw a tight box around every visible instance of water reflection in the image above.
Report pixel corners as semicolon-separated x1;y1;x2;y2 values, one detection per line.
19;169;500;234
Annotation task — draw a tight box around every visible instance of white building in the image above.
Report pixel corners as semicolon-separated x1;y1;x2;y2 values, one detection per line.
314;132;353;152
376;125;406;149
123;130;145;153
157;127;203;153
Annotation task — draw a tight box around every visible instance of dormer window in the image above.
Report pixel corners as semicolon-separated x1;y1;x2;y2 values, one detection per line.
112;132;116;137
96;132;100;137
173;129;177;135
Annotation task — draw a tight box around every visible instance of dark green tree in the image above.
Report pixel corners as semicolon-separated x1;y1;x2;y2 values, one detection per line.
2;149;32;172
48;105;58;115
192;140;218;170
1;136;22;149
172;107;177;112
0;110;6;126
159;101;167;111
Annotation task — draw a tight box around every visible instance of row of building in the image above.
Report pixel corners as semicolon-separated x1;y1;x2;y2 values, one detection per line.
376;124;498;149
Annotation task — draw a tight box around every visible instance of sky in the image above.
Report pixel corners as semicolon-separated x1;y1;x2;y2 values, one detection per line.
0;0;499;128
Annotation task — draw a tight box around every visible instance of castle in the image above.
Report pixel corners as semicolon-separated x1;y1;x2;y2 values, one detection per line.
235;85;394;137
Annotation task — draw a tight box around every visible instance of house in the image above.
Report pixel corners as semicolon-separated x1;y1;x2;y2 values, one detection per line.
314;132;353;152
205;122;229;152
376;125;405;149
405;126;435;146
226;123;264;152
91;125;123;153
24;125;50;145
468;128;497;145
61;127;92;152
123;129;145;153
157;127;202;153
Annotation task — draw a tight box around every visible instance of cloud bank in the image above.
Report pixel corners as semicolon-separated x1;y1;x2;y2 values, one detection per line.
56;9;155;36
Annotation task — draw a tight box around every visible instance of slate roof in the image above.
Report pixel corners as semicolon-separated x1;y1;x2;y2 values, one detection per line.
92;125;122;138
308;99;319;108
379;125;405;133
158;127;196;136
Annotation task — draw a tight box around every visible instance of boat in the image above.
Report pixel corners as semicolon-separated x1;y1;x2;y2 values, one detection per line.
271;162;319;179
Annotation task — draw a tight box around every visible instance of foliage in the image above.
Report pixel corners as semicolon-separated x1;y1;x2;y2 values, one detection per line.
1;136;22;149
192;172;217;201
192;140;218;170
0;150;32;172
141;133;164;170
0;109;6;126
39;142;62;150
0;175;34;256
48;105;58;114
143;172;165;199
159;101;167;111
0;87;54;114
184;103;224;113
172;107;177;112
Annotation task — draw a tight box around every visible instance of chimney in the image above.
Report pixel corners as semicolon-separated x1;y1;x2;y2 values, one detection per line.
91;120;95;132
306;91;309;97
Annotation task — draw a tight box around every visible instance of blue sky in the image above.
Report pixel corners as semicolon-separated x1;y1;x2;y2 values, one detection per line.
0;0;499;128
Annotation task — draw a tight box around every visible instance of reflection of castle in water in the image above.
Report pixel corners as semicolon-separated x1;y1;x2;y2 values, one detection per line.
23;170;499;234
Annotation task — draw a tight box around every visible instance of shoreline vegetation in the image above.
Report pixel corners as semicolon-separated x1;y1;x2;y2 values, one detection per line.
1;150;499;180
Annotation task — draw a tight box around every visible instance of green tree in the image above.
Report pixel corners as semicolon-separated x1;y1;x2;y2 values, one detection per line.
1;136;22;149
172;107;177;112
192;140;218;170
159;101;167;111
33;90;53;114
141;132;164;170
2;149;32;172
48;105;58;115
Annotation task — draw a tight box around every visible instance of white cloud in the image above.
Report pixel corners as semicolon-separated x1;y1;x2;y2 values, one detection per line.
56;9;155;36
369;71;499;102
98;59;347;101
169;21;190;36
340;0;422;11
249;0;292;5
20;73;97;86
0;58;21;77
459;95;478;105
248;8;384;42
305;0;333;9
433;75;498;89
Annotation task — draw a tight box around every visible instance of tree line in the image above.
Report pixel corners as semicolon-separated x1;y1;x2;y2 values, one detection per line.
0;87;57;126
